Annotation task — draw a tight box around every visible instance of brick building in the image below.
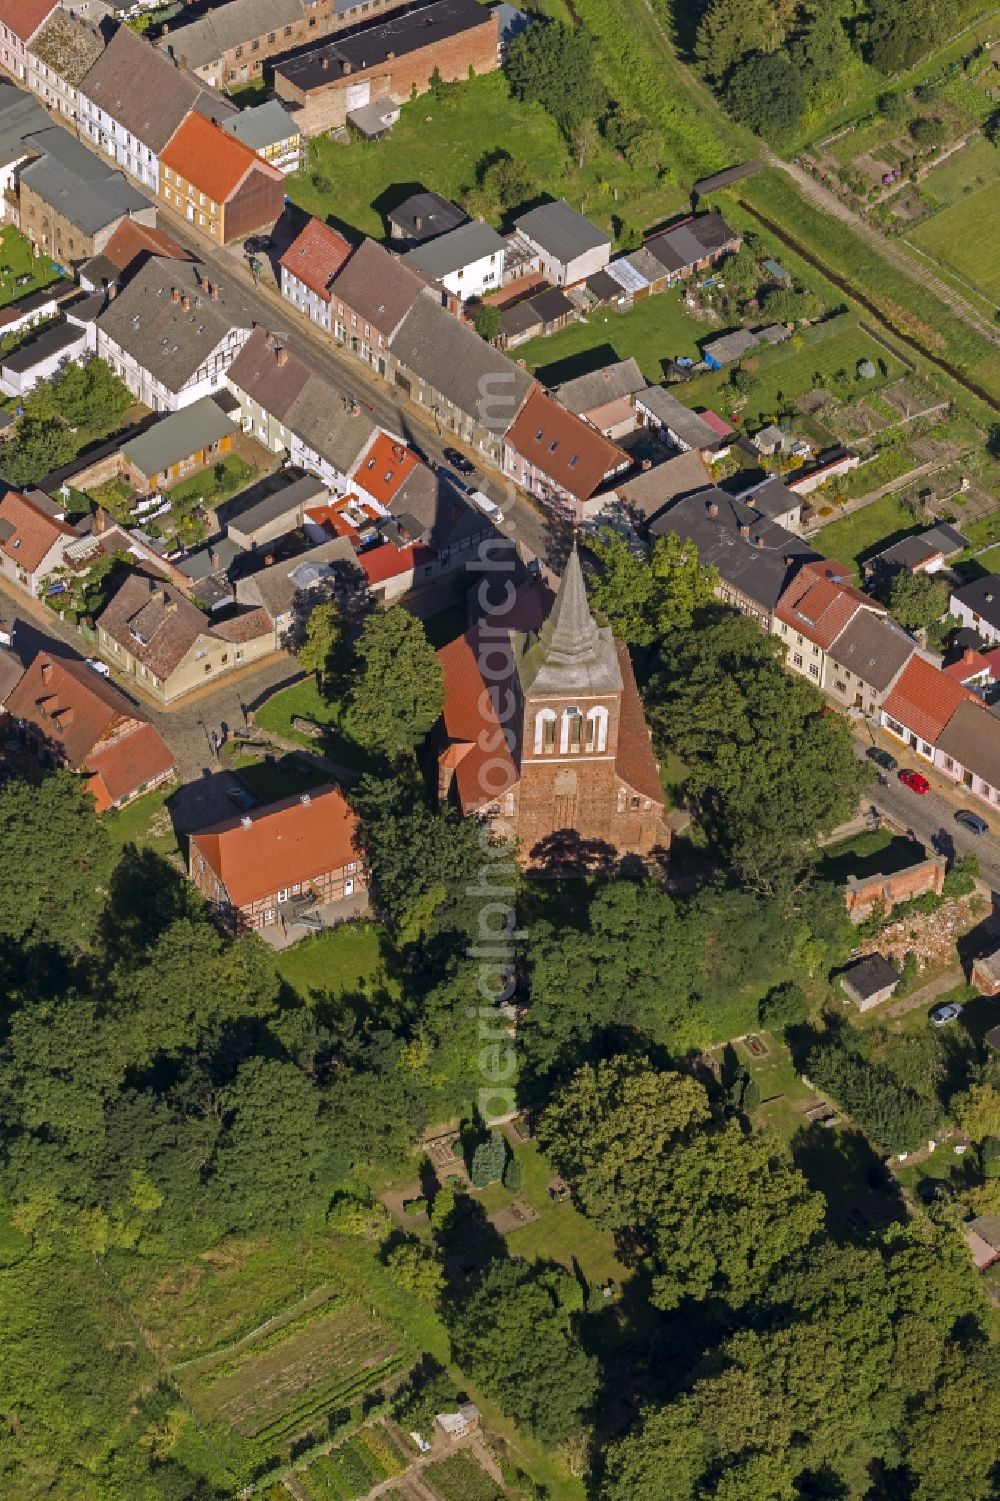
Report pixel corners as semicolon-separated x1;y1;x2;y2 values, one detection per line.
273;0;500;136
435;547;668;866
15;124;155;266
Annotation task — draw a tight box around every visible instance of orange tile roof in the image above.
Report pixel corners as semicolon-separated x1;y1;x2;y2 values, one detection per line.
882;656;976;745
191;784;359;909
942;646;1000;683
0;490;74;574
101;219;192;277
6;652;175;809
437;631;517;812
505;387;627;502
353;433;421;505
614;640;664;804
305;504;364;547
360;540;435;585
161;112;281;205
0;0;56;42
776;561;882;651
280;217;352;302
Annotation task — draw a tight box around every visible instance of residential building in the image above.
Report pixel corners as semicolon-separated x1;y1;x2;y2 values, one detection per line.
279;217;352;333
0;80;49;207
159;0;306;88
0;317;88;394
736;475;802;530
823;609;917;717
634;386;723;454
0;487;75;596
649;488;819;631
935;699;1000;813
512;200;611;287
0;287;59;342
435;547;669;864
644;210;740;281
14;125;155;266
950;575;1000;648
223;472;328;549
402;220;507;301
222;99;301;174
96;570;274;702
783;445;859;496
386;190;467;244
359;537;438;603
159;112;284;245
554;358;644;440
774;558;886;687
390;293;534;462
6;649;175;810
225;328;308;453
284;371;380;490
189;783;364;935
96;255;256;411
328;238;425;378
614;448;712;524
77;22;235;194
79;217;191;296
0;0;57;84
234;535;359;636
380;463;495;563
502;386;629;521
118;395;237;494
942;645;1000;698
864;522;968;582
498;287;574;349
880;655;975;763
350;430;419;510
273;0;500;137
24;9;104;123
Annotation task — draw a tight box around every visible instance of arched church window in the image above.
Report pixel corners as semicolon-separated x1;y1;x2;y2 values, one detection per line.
534;707;557;755
586;706;608;752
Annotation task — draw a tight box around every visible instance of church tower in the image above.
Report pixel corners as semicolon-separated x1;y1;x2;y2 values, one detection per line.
512;545;628;859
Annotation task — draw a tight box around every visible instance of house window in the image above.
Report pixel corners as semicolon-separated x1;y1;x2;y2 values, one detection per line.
277;887;288;901
809;665;818;678
792;653;803;667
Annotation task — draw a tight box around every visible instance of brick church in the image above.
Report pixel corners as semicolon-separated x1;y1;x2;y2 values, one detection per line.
435;547;669;864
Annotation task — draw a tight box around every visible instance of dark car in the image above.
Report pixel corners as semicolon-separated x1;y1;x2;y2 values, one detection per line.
866;747;898;772
227;785;258;811
244;235;274;255
955;808;990;836
443;446;475;475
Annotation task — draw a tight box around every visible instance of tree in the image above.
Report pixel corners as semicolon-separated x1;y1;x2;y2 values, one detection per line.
539;1057;710;1227
572;117;598;168
584;530;718;646
724;52;806;135
695;0;777;82
464;153;539;221
760;285;824;324
474;302;502;343
758;980;810;1031
470;1128;507;1187
0;415;77;487
789;2;852;91
878;89;908;120
446;1257;598;1443
602;106;657;167
806;1042;939;1153
865;0;943;72
730;363;754;394
502;1153;522;1193
909;115;947;148
348;606;443;759
957;1084;1000;1144
505;20;602;133
385;1239;445;1302
887;570;949;630
719;242;761;298
296;599;346;689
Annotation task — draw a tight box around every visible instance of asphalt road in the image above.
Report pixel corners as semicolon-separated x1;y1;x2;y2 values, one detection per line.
858;735;1000;898
159;218;567;568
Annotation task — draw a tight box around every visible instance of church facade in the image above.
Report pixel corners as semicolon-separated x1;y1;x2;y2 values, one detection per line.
435;548;669;864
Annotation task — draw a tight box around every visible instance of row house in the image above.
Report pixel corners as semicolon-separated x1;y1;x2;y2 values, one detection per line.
159;111;285;245
279;216;352;334
402;219;507;302
501;386;630;523
823;609;919;719
951;575;1000;649
0;0;56;84
327;237;424;380
879;655;975;765
389;291;534;464
24;9;104;124
96;255;256;411
936;701;1000;815
189;784;365;936
773;559;886;689
77;23;235;195
15;124;155;266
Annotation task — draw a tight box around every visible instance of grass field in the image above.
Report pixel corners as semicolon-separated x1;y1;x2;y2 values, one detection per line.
516;289;716;386
104;787;182;861
274;921;398;1006
255;678;369;771
908;181;1000;301
289;70;687;244
812;493;921;576
0;226;64;308
918;135;1000;210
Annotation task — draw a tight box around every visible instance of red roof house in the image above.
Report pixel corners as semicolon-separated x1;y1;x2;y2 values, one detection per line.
775;559;885;683
280;218;353;331
6;652;176;811
502;387;630;521
0;489;76;598
350;432;421;509
159;112;284;245
881;655;976;758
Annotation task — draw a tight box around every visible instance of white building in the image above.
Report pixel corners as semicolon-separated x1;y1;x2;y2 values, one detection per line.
402;220;507;301
512;200;611;287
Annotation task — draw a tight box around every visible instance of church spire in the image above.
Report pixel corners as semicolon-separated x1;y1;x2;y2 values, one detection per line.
535;543;599;666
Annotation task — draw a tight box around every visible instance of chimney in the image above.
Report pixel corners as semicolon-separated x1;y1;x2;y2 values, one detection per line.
94;507;107;534
414;215;423;231
241;815;252;829
300;792;311;806
181;295;191;311
755;535;765;548
386;50;394;59
171;287;180;303
40;660;52;685
964;648;976;664
738;522;750;537
180;52;188;70
706;499;719;517
325;56;333;70
210;281;220;301
641;459;652;472
264;554;274;566
276;346;288;367
210;550;220;567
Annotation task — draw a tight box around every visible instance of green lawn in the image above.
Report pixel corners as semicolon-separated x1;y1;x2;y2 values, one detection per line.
104;787;182;861
491;1139;625;1291
228;750;331;805
167;455;256;511
917;135;1000;211
908;180;1000;301
274;921;398;1005
517;290;713;386
254;678;370;772
0;225;65;308
288;70;687;243
812;493;921;577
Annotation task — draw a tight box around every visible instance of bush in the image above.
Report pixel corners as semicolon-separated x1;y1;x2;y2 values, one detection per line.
402;1197;428;1217
943;851;979;897
806;1042;938;1154
502;1153;523;1193
470;1129;507;1188
909;116;947;148
759;981;810;1031
878;90;908;120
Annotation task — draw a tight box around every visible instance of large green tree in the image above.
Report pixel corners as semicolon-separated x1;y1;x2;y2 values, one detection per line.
584;530;719;646
888;570;950;630
866;0;943;72
505;19;602;133
724;51;806;134
296;598;347;688
348;606;444;759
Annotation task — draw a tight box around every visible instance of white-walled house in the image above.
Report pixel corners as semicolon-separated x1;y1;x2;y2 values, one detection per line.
402;220;507;301
512;200;611;287
950;575;1000;649
0;0;56;84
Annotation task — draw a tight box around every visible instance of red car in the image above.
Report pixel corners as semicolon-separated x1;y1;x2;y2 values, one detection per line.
898;768;930;795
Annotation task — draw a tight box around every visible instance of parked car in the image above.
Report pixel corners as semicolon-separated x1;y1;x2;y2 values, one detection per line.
84;657;110;678
443;446;475;475
898;768;930;794
955;808;990;836
244;234;274;255
929;1002;963;1027
226;785;258;811
469;489;505;525
866;747;898;772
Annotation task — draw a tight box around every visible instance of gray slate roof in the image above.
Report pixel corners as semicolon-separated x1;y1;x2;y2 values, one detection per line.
20;126;151;237
702;328;758;364
121;395;236;478
650;488;818;612
235;535;357;618
615;449;712;521
390;294;533;436
645;210;737;273
402;221;506;280
635;386;719;450
285;373;378;475
79;23;235;154
223;473;327;538
97;256;255;393
225;327;310;420
161;0;304;70
952;575;1000;632
0;82;50;167
327;238;424;338
514;200;611;263
554;357;644;414
2;319;85;374
222;99;299;152
387;191;468;242
842;954;899;1002
826;610;916;692
936;700;1000;788
743;475;800;522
